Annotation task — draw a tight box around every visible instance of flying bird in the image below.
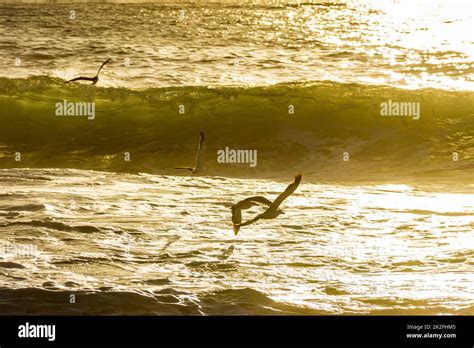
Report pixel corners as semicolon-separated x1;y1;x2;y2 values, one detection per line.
174;131;205;174
67;58;111;85
231;174;302;235
231;196;273;235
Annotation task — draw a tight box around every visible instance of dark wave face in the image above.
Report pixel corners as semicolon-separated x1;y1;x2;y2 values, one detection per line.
0;76;473;181
0;287;323;315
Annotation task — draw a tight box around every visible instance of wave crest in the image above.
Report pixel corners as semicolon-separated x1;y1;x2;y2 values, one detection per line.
0;76;472;181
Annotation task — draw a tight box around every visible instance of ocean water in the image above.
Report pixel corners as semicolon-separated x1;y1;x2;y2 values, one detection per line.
0;0;474;315
1;168;474;315
0;0;473;90
0;77;472;180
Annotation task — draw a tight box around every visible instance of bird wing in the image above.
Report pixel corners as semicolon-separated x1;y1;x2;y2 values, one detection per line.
67;77;95;83
97;58;111;76
194;131;205;171
268;174;302;211
231;197;270;235
237;214;262;227
231;205;242;235
238;196;272;208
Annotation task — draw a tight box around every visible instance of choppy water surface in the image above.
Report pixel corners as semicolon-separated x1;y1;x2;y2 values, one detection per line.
1;0;474;316
1;168;474;314
1;0;473;90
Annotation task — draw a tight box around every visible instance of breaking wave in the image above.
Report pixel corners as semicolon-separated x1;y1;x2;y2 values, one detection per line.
0;76;472;181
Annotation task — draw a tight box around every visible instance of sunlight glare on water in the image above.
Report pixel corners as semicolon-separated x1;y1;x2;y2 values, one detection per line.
1;0;472;90
1;169;474;314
